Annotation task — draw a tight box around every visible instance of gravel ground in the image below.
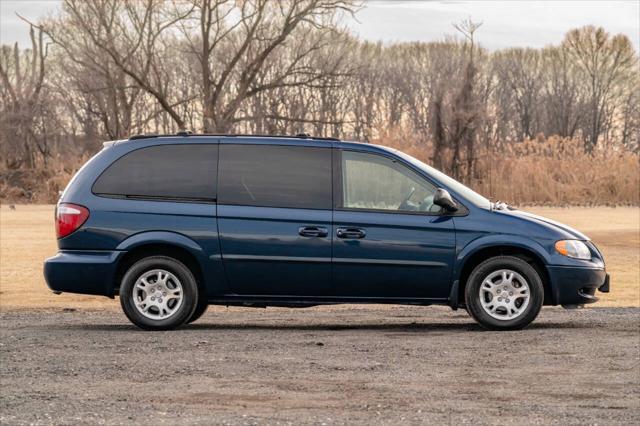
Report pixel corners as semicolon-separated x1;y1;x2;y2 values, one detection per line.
1;306;639;425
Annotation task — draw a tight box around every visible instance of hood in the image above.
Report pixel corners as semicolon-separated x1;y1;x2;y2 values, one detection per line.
496;208;589;240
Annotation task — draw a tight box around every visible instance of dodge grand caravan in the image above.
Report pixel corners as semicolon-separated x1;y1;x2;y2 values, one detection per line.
44;133;610;330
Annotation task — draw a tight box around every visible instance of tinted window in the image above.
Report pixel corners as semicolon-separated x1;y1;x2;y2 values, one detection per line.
341;150;441;213
218;144;331;209
93;144;218;200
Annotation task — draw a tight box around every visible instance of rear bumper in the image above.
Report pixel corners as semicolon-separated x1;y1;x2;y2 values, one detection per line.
44;250;122;297
547;266;609;306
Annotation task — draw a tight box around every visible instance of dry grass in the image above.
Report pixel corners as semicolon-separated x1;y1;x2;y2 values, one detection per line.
0;204;111;310
375;133;640;206
1;204;637;310
476;138;640;206
0;152;94;204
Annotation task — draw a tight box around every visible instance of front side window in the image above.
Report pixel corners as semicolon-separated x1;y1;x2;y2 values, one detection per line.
341;150;441;213
93;144;218;200
218;144;332;209
394;149;490;210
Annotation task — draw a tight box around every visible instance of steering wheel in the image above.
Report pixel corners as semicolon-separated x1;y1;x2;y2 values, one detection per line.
398;187;416;210
418;194;439;212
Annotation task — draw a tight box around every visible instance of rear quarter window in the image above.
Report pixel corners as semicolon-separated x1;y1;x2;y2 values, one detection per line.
92;144;218;200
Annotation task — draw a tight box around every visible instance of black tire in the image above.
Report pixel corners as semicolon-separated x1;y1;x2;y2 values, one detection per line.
187;297;209;324
119;256;199;330
464;256;544;330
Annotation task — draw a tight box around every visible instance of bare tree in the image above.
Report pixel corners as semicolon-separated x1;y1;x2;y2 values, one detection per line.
37;0;356;133
398;41;465;169
620;74;640;152
4;5;640;203
39;0;202;131
493;48;543;141
451;18;483;180
538;46;584;139
0;25;48;168
185;0;356;132
563;26;637;150
228;25;357;135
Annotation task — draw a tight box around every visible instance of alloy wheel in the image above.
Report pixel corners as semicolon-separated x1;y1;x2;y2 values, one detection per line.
132;269;184;320
479;269;531;320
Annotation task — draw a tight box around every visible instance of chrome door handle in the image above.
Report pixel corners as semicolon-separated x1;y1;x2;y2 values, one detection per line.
298;226;328;238
336;227;366;239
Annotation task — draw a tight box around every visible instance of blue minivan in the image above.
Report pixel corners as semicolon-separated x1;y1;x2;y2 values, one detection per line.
44;134;609;330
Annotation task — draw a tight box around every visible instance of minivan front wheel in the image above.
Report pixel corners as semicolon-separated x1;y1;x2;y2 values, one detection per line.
465;256;544;330
187;298;209;324
120;256;198;330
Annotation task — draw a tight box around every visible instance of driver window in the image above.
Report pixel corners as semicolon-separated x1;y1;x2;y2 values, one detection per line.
341;151;441;213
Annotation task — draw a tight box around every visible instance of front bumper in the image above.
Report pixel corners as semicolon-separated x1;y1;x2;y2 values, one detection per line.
547;265;609;306
44;250;122;297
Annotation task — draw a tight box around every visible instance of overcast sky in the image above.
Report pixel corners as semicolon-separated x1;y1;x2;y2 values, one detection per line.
1;0;638;51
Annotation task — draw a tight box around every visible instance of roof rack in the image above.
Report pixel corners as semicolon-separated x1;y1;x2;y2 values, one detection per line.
127;132;340;142
129;134;160;140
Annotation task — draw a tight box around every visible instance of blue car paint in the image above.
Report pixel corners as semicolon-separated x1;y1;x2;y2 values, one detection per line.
44;250;121;296
451;207;605;305
44;135;608;307
218;204;333;296
332;210;455;299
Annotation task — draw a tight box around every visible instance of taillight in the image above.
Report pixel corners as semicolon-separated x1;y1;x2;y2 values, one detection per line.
55;203;89;239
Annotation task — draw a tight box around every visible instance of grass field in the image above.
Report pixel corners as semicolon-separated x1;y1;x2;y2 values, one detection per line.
0;204;638;309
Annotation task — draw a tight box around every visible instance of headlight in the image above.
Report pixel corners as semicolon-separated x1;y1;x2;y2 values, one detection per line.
555;240;591;260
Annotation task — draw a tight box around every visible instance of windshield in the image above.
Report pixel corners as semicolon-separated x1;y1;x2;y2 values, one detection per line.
392;149;492;210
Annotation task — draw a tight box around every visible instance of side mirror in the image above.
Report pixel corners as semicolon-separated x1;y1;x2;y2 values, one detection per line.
433;188;458;212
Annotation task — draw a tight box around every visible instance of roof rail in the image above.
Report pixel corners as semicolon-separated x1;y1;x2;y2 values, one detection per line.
127;132;340;142
129;134;160;140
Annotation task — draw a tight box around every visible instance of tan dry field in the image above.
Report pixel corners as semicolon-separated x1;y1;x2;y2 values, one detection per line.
0;204;638;310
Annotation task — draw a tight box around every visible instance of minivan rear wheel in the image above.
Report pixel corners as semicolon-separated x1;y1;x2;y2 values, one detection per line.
465;256;544;330
120;256;198;330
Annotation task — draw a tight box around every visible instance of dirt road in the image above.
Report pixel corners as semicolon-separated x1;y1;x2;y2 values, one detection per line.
1;306;638;425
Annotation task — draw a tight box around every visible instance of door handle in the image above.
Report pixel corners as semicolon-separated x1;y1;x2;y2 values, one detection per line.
336;227;366;239
298;226;328;238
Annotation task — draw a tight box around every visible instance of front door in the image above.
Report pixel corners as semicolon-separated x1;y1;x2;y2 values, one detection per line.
332;149;456;299
217;142;333;296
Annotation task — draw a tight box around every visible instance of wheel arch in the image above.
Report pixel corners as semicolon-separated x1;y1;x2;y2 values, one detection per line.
114;232;207;295
454;240;554;307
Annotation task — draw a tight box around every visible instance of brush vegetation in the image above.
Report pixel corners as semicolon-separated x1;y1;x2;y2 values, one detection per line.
379;132;639;206
0;2;638;205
